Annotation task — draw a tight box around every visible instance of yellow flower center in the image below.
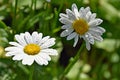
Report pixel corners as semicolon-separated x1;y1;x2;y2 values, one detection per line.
72;19;89;35
24;44;40;55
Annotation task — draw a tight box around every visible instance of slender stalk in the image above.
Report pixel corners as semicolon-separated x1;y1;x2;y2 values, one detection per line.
31;0;34;11
12;0;18;33
29;65;34;80
34;0;37;11
14;0;18;18
52;1;63;30
60;43;84;80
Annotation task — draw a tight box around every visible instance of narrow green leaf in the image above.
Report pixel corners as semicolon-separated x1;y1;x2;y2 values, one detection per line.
0;20;7;29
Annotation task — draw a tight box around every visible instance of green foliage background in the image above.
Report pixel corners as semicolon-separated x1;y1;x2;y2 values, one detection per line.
0;0;120;80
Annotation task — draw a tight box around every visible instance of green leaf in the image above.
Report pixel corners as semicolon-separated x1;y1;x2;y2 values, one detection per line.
0;28;8;47
0;20;7;29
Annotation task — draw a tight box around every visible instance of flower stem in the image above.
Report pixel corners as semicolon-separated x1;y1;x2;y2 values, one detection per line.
29;64;34;80
31;0;34;11
14;0;18;17
12;0;18;33
34;0;37;11
60;43;84;80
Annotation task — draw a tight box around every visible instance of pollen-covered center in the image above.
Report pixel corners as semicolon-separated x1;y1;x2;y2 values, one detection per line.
72;19;89;35
24;44;40;55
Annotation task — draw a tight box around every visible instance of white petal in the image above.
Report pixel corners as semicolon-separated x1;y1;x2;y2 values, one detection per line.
93;35;103;42
24;32;33;44
88;30;96;34
85;11;92;22
79;7;84;18
35;55;49;65
41;38;55;49
83;36;91;50
89;27;105;35
59;13;68;18
12;53;26;61
67;32;77;40
79;7;90;19
6;52;17;56
73;35;79;47
59;17;72;25
42;60;48;65
5;49;24;57
20;33;27;45
22;55;34;65
72;3;78;11
66;9;76;20
60;28;74;37
72;3;80;18
35;55;44;65
89;13;96;21
88;19;103;27
41;49;58;55
15;34;27;46
9;42;23;48
96;27;106;33
32;32;43;44
84;7;90;13
89;29;102;36
86;41;91;50
89;31;103;41
39;53;51;61
5;47;22;52
61;25;71;29
79;7;84;13
39;36;50;45
32;31;38;43
85;33;94;44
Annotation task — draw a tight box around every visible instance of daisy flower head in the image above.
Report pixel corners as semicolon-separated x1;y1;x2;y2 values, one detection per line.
59;3;105;50
5;32;58;66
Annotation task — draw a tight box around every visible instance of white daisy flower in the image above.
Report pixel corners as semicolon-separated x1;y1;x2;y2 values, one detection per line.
59;3;105;50
5;32;58;66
